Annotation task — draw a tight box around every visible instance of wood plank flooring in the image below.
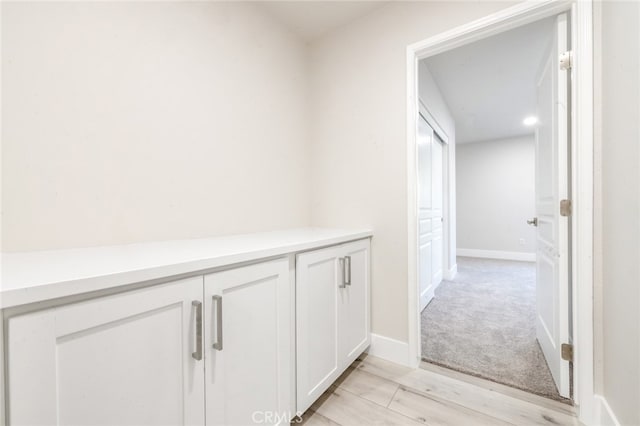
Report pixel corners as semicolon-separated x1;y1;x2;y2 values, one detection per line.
296;354;578;426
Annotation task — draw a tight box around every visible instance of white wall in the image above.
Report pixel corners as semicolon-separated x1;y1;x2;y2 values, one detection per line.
596;1;640;425
418;62;457;273
456;136;535;255
418;63;456;139
308;1;516;342
1;2;310;251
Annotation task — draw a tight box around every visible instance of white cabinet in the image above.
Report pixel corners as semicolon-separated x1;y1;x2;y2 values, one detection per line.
295;239;370;413
339;240;371;362
295;244;342;412
204;259;292;426
4;236;371;425
6;276;205;426
5;260;293;426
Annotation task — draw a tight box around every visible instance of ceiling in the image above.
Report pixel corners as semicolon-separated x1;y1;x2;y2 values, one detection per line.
422;16;555;144
256;1;389;42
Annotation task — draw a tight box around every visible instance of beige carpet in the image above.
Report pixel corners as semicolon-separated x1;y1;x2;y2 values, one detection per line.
421;256;567;402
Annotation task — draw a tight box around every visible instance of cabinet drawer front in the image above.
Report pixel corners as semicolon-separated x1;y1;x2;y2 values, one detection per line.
204;258;292;426
7;277;205;426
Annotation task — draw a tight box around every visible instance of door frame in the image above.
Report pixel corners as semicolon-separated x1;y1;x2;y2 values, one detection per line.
405;0;595;424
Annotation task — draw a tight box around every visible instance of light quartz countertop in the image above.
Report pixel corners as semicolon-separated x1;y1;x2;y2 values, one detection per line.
0;228;372;309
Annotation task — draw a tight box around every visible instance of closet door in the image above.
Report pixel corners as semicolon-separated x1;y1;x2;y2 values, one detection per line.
204;258;292;426
418;115;435;310
431;134;445;286
418;115;445;311
295;245;342;414
6;277;205;426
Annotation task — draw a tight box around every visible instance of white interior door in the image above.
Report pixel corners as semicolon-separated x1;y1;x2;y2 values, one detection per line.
534;12;571;399
418;114;444;311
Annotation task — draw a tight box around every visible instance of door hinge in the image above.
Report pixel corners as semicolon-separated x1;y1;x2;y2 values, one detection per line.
561;343;574;362
560;199;572;217
559;51;573;70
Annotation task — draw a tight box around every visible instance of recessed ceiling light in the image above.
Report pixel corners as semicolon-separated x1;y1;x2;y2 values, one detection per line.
523;116;538;126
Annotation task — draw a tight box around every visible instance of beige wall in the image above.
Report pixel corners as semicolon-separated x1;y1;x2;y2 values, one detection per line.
456;136;536;254
597;1;640;424
1;2;310;251
4;2;639;422
308;1;515;342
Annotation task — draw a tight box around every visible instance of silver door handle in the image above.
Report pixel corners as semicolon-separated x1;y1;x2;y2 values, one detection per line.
192;301;203;361
527;217;538;227
344;256;351;286
339;257;352;288
212;295;223;351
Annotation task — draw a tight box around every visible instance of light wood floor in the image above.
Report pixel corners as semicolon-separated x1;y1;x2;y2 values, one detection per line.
296;354;578;426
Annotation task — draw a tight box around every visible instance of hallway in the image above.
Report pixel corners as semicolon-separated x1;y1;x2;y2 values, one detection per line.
421;257;563;401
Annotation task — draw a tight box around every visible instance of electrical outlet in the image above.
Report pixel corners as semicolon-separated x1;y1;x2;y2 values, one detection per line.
519;238;526;245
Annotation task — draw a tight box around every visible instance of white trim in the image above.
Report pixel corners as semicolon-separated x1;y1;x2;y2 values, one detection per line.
407;33;421;370
410;0;572;61
445;264;457;280
457;249;536;262
571;1;595;421
406;2;595;424
366;334;410;367
593;395;621;426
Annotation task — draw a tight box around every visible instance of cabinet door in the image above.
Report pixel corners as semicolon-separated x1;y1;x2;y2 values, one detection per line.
204;258;292;426
6;277;205;426
295;245;342;414
339;239;371;367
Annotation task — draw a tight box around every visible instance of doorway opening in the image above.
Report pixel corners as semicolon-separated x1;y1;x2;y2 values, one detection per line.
413;8;579;404
406;1;594;421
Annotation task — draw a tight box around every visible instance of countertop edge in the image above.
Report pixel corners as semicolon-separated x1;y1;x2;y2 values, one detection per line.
0;229;372;309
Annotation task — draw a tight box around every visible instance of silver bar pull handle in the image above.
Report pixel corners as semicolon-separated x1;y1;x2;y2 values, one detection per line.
345;256;352;286
192;301;203;361
212;295;223;351
339;258;346;288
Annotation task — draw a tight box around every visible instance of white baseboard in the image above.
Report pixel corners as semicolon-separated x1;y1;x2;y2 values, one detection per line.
366;334;410;367
457;248;535;262
445;264;457;280
592;395;621;426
